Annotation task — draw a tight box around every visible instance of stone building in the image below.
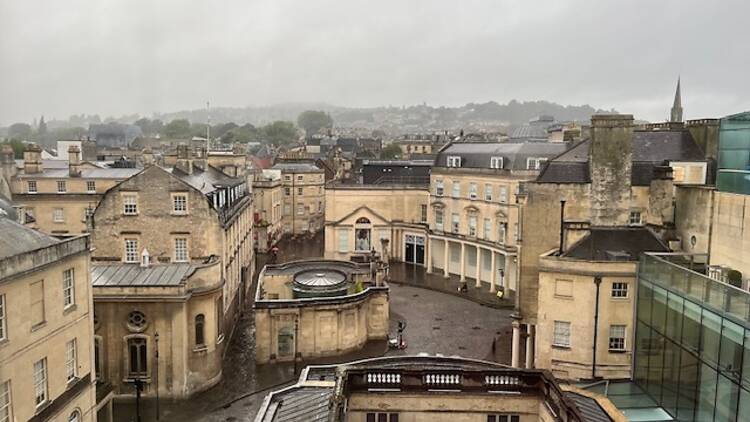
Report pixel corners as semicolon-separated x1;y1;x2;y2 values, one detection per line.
254;355;625;421
0;218;113;421
535;228;668;381
324;184;429;263
254;259;389;363
427;141;569;296
252;169;284;253
519;114;712;371
272;160;325;235
89;149;254;399
0;144;141;236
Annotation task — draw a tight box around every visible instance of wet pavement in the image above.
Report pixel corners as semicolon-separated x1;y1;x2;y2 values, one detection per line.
112;232;512;422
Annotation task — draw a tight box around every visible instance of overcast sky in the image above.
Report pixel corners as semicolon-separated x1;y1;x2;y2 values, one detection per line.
1;0;749;125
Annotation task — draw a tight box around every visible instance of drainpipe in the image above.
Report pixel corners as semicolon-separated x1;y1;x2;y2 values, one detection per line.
559;200;566;254
592;275;602;380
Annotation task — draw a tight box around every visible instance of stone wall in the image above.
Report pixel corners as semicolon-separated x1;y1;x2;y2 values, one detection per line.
589;114;634;227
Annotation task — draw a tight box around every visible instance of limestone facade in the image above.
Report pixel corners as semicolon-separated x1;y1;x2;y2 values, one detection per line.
1;144;140;236
89;158;254;399
254;260;389;363
272;161;325;235
0;228;108;422
252;169;284;252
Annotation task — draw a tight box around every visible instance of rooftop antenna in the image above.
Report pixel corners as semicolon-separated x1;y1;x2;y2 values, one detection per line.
206;101;211;154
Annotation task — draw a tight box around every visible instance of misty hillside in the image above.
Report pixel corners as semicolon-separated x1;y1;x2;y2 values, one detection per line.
153;100;613;131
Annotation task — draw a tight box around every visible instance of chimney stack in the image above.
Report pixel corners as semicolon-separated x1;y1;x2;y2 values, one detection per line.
175;143;193;174
23;144;43;174
1;144;16;183
142;148;155;167
68;145;82;177
589;114;634;227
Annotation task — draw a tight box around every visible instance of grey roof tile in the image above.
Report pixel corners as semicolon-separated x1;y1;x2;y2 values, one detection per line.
0;218;58;259
91;263;196;287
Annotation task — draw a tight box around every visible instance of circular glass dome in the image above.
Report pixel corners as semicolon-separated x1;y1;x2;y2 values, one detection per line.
292;269;349;298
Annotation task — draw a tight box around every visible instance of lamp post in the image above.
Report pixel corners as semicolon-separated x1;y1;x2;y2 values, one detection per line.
293;316;300;377
154;332;160;421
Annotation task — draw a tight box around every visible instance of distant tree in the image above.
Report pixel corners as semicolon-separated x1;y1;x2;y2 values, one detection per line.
8;123;32;140
37;116;47;137
213;122;239;140
379;143;401;160
190;123;209;138
297;110;333;136
134;118;164;136
1;139;26;158
163;119;191;138
262;121;298;146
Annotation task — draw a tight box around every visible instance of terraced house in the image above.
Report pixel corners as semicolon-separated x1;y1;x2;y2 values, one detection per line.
89;145;254;399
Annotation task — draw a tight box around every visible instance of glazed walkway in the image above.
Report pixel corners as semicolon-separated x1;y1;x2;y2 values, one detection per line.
388;262;514;310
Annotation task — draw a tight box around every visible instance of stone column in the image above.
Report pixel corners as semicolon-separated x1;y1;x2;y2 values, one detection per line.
511;321;521;368
475;247;482;288
443;239;450;278
426;236;433;273
525;324;534;369
459;242;466;282
490;251;497;293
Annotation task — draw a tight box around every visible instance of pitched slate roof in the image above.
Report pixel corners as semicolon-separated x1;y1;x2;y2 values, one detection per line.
0;217;58;259
91;263;196;287
537;129;706;184
434;141;569;170
271;162;323;173
562;227;669;261
169;165;243;195
261;387;333;422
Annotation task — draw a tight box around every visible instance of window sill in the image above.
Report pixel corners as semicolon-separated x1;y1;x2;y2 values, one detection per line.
608;349;628;354
35;400;50;413
63;304;77;315
123;377;151;384
171;212;188;216
551;344;571;350
0;338;8;348
66;376;79;388
31;321;47;332
553;295;574;301
193;345;208;353
217;334;225;345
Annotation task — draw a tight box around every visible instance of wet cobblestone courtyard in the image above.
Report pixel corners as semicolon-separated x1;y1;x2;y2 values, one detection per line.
113;233;512;421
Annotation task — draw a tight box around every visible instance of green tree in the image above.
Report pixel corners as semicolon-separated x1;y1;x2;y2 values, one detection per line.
262;121;298;146
297;110;333;136
8;123;32;140
379;143;401;159
1;139;26;158
163;119;191;138
134;118;164;136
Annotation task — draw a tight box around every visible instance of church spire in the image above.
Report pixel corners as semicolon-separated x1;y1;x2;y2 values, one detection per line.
670;77;683;122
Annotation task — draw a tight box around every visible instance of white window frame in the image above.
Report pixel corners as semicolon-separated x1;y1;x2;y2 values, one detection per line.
57;180;67;193
552;321;571;348
296;175;303;182
484;184;492;201
451;213;460;234
629;211;642;226
468;215;477;237
490;156;503;169
63;268;75;308
53;208;64;223
483;218;491;240
27;180;37;194
337;230;349;252
609;325;626;351
497;222;507;245
611;282;629;298
468;183;478;200
526;157;548;170
452;181;460;198
174;238;188;262
86;180;96;193
435;210;444;231
123;195;138;215
0;295;6;342
65;338;78;381
435;180;444;196
498;186;508;203
0;380;11;422
173;194;187;214
446;156;462;167
124;239;138;263
33;358;48;407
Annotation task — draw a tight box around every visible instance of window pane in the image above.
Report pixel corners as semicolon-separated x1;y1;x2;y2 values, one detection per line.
695;363;717;421
652;285;668;334
719;319;743;382
682;300;702;354
700;310;721;366
676;348;699;420
665;293;684;340
714;374;739;422
637;280;653;325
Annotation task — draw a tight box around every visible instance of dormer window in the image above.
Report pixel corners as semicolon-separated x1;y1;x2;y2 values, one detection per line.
490;156;503;169
526;158;548;170
447;156;462;167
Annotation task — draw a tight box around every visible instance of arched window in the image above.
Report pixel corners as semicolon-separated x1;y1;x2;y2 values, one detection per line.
68;410;81;422
195;314;205;346
355;217;372;251
127;337;147;377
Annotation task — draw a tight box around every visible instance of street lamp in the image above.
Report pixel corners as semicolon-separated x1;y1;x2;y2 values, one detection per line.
154;332;160;421
293;317;300;377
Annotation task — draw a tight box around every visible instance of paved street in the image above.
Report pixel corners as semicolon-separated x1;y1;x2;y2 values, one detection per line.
113;234;512;422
